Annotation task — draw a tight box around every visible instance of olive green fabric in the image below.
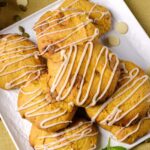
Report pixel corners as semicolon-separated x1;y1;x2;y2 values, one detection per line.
0;0;150;150
125;0;150;37
0;121;16;150
0;0;55;30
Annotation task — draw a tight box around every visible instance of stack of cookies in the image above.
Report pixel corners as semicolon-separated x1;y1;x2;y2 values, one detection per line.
0;0;150;149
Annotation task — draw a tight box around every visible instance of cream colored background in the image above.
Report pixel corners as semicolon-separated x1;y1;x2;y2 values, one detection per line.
0;0;150;150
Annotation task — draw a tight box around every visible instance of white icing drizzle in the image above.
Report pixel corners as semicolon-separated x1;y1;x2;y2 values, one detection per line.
76;42;93;105
35;10;92;38
5;68;45;89
39;121;88;138
20;68;45;90
119;114;150;142
0;46;37;58
50;42;119;106
62;0;110;22
115;68;139;96
0;52;37;73
0;34;13;43
20;87;41;95
89;144;97;150
68;102;74;107
89;53;119;107
91;65;150;142
76;45;105;105
91;67;144;123
40;110;68;128
120;62;128;74
118;67;139;82
33;9;62;30
51;45;77;97
0;36;27;48
34;0;110;55
34;121;98;150
94;11;110;22
100;75;149;126
40;120;72;129
34;0;109;31
115;113;139;136
56;42;92;102
89;3;97;16
18;86;73;129
0;64;44;77
63;0;79;9
51;28;99;53
37;11;87;38
41;18;94;55
107;92;150;126
18;89;44;111
0;35;45;89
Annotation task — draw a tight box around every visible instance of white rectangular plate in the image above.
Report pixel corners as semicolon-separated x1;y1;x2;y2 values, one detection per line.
0;0;150;150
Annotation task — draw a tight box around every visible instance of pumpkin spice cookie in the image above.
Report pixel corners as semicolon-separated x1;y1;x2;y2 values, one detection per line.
86;61;150;126
0;34;45;89
100;110;150;144
111;114;150;144
47;40;120;107
60;0;112;36
18;74;77;132
33;9;99;58
86;60;150;142
29;119;98;150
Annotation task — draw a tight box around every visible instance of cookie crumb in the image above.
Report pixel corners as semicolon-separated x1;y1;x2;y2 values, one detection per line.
115;21;128;34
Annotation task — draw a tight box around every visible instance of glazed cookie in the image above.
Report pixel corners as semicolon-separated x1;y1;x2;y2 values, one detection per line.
0;34;45;89
111;115;150;144
100;111;150;144
60;0;111;35
33;9;99;58
47;41;120;107
86;61;150;126
30;119;98;150
18;74;77;132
